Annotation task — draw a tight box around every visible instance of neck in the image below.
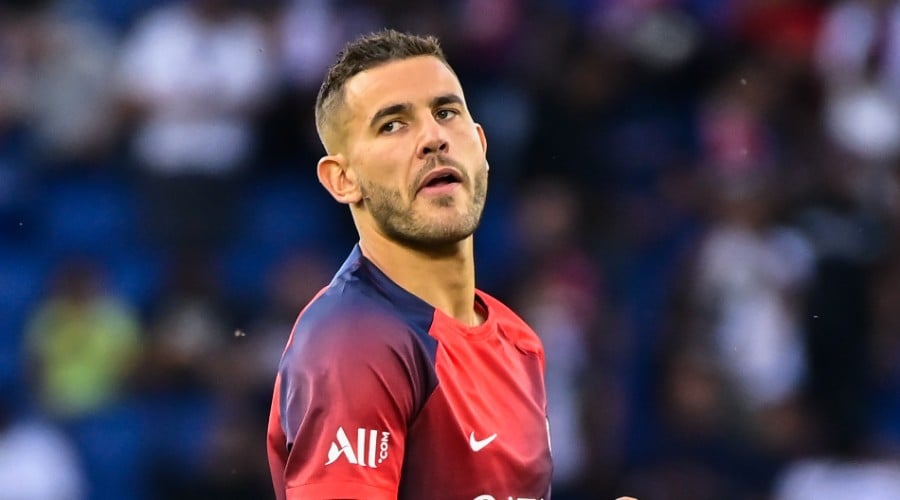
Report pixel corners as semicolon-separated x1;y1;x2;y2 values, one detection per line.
358;228;480;326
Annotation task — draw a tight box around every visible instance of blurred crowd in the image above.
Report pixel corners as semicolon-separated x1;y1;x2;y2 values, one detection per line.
2;0;900;498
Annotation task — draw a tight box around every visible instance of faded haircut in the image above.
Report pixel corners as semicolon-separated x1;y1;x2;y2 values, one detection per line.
315;29;451;152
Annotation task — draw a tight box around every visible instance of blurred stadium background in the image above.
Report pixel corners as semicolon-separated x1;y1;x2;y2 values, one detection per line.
2;0;900;498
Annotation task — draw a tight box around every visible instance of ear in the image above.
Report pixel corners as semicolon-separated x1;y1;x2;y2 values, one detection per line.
317;154;362;204
475;123;489;172
475;123;487;154
475;123;488;156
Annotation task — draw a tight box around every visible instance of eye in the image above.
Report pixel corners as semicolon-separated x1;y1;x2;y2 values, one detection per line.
379;120;405;134
435;108;459;121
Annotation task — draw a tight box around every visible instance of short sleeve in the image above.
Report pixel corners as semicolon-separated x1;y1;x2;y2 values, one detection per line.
268;301;435;500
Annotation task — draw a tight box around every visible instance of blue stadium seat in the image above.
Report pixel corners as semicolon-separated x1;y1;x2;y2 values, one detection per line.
36;176;139;260
474;185;518;292
236;175;339;255
105;249;164;314
0;248;50;387
220;175;347;309
218;240;279;311
83;0;171;34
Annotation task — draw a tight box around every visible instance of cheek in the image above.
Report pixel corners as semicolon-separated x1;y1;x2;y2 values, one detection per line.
355;161;411;200
353;148;393;183
457;126;485;156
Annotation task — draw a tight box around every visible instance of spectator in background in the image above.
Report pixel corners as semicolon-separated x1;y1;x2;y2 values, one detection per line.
795;147;885;457
0;385;86;500
666;170;814;498
690;169;813;410
23;257;144;500
116;0;274;254
277;0;379;93
136;245;284;499
0;0;44;228
621;53;819;499
690;56;814;411
136;253;231;499
258;0;386;168
625;346;746;500
773;448;900;500
816;0;900;208
869;234;900;455
509;179;599;498
15;0;121;170
196;254;332;499
807;0;900;459
0;1;40;144
24;258;141;420
816;0;900;122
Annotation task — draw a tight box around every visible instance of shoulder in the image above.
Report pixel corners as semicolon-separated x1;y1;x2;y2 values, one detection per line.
281;280;435;374
275;278;440;426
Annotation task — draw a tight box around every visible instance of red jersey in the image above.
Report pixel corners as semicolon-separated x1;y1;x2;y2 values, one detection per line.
267;245;552;500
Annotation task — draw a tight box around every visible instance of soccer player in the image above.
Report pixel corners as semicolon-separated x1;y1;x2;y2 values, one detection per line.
266;29;638;500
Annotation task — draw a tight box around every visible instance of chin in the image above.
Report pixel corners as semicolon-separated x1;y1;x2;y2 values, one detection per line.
393;217;479;251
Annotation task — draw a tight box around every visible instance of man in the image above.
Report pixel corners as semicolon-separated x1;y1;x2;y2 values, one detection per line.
266;29;638;500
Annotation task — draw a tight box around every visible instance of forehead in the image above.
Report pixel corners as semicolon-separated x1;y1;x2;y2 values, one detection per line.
342;56;465;121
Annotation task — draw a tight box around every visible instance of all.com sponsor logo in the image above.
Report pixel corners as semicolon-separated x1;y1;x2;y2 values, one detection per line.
325;426;390;468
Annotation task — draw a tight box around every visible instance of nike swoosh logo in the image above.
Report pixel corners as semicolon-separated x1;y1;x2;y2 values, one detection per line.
469;432;497;452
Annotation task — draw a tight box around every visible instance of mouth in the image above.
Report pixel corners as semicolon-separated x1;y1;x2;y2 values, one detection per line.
417;166;463;194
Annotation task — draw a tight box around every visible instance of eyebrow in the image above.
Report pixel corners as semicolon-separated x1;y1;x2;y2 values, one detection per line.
430;93;464;108
369;102;411;129
368;94;465;129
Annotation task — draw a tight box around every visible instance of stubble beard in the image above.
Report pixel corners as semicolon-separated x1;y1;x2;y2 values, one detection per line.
361;160;489;252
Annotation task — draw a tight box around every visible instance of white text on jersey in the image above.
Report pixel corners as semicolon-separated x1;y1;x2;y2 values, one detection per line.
325;426;390;468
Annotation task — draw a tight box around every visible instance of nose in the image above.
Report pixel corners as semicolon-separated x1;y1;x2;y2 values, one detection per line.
417;119;449;158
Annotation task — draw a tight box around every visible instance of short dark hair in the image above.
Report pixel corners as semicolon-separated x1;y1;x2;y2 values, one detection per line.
315;29;450;150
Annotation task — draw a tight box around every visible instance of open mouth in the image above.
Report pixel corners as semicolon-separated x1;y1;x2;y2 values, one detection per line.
419;168;463;191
